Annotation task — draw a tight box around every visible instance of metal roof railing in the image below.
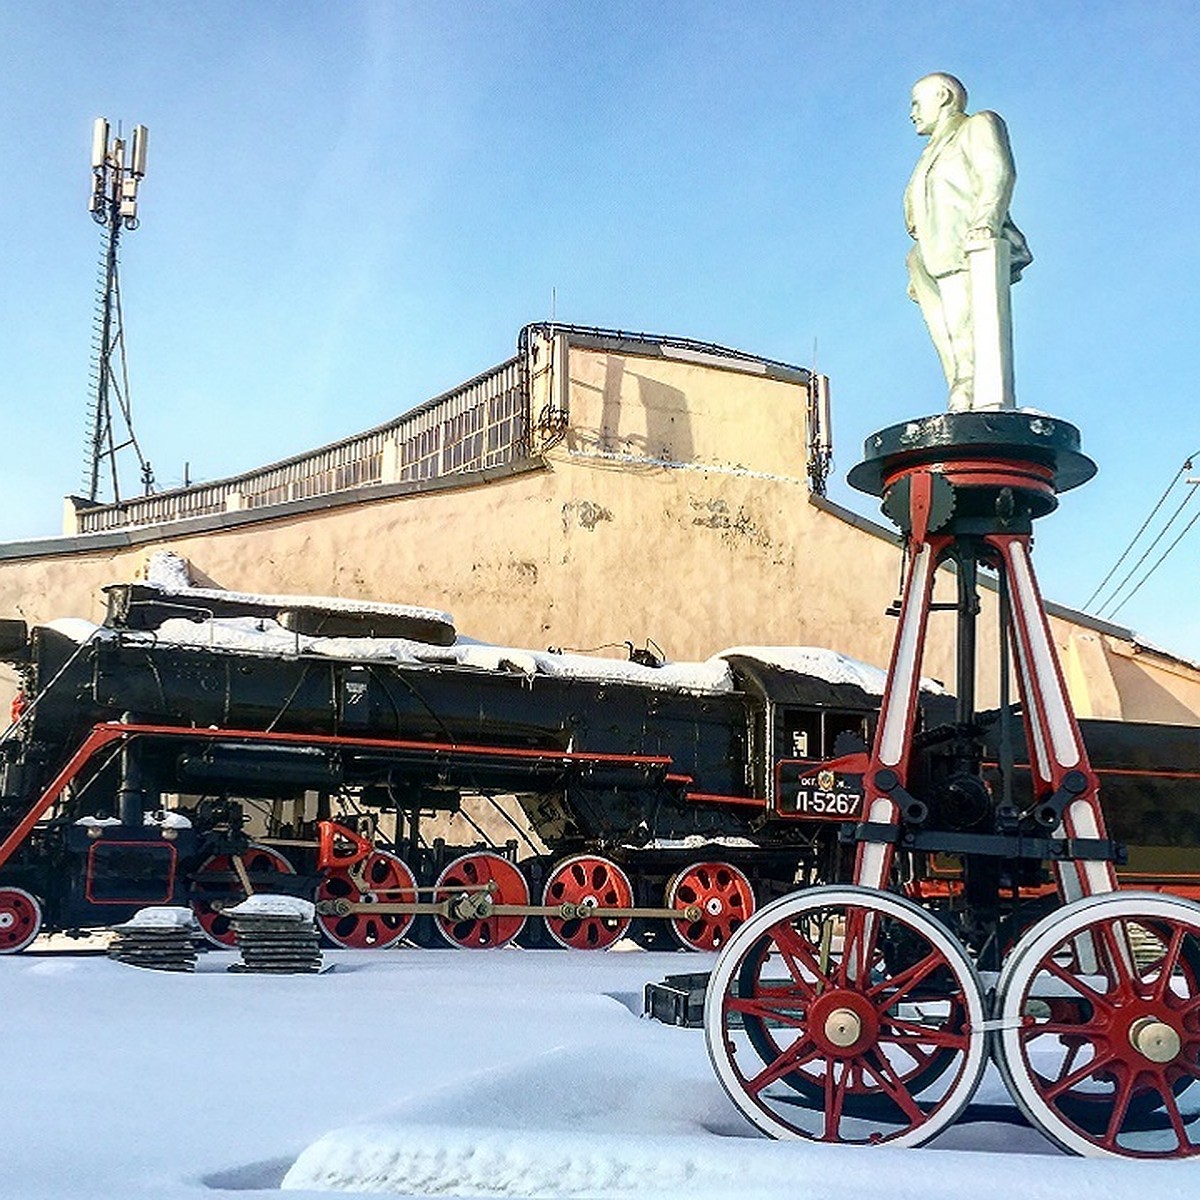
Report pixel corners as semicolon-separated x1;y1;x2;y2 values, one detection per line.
71;356;530;534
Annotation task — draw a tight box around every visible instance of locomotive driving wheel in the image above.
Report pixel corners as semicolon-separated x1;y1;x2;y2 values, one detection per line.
704;885;987;1146
542;854;633;950
994;891;1200;1158
190;845;296;948
667;861;755;951
0;886;42;953
317;850;417;950
435;851;528;949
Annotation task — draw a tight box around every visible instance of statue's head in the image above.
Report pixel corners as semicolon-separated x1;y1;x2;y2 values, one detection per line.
910;73;967;136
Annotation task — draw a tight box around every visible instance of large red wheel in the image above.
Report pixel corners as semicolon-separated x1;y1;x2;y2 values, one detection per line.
190;845;295;948
542;855;633;950
317;850;417;950
704;885;987;1146
995;891;1200;1158
435;852;528;949
667;861;755;950
0;887;42;953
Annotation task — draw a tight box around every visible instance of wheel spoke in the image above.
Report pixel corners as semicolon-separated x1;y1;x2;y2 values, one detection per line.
745;1036;821;1095
1101;1067;1137;1149
869;946;942;1007
1043;1049;1118;1101
771;923;831;995
1161;1075;1194;1151
1042;955;1115;1014
1152;925;1189;1003
1057;1036;1084;1083
727;992;809;1028
858;1046;925;1123
821;1059;851;1141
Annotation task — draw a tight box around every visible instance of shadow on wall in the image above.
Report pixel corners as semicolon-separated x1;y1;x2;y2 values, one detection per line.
1108;653;1200;725
600;356;694;465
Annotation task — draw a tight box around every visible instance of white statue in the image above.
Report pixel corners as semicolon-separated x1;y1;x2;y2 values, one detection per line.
904;73;1032;411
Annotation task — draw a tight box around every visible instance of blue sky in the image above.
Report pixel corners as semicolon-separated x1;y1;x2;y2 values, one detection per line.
2;1;1198;658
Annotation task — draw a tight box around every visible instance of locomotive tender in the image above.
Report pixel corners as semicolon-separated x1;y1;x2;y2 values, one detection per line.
0;564;1196;954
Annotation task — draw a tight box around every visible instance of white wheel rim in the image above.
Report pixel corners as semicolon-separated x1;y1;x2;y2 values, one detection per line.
995;891;1200;1158
703;884;987;1147
0;887;43;954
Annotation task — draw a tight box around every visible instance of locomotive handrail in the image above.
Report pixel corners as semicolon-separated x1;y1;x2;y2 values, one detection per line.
0;625;107;751
0;724;130;870
0;721;679;872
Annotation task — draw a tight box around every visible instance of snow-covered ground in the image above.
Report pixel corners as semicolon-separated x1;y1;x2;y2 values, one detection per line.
6;944;1197;1200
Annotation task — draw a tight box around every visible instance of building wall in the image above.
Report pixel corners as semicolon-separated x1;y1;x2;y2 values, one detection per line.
1;332;1198;725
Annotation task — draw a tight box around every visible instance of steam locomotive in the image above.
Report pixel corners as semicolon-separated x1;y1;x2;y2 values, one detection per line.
0;569;1196;954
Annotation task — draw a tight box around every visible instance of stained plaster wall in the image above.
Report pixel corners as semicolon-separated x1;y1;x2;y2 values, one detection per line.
0;338;1197;726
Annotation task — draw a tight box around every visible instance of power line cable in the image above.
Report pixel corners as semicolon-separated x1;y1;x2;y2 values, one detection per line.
1098;480;1200;618
1107;502;1200;619
1083;452;1196;611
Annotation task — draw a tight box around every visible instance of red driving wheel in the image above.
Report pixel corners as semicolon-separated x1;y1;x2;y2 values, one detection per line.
667;861;755;950
435;852;528;949
0;887;42;953
317;850;417;950
543;855;633;950
190;845;295;947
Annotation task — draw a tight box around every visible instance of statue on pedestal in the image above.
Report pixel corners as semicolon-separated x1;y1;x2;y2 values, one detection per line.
904;73;1032;411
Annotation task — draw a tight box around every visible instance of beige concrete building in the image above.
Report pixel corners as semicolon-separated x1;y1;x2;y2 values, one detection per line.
2;323;1198;723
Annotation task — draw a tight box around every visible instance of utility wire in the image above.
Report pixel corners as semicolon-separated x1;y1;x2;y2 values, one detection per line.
1106;503;1200;619
1097;482;1200;618
1083;452;1197;611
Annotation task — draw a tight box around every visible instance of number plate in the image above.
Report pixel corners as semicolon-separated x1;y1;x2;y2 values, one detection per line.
777;760;865;821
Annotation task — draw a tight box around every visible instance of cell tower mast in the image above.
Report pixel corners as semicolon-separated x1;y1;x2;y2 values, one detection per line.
85;118;154;504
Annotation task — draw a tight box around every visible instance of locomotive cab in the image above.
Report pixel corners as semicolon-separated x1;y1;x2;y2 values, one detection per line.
724;653;901;815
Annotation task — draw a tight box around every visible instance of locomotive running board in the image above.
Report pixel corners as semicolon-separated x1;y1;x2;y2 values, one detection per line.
0;721;676;872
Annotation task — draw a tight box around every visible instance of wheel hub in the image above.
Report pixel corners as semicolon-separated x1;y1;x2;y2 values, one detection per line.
808;990;878;1056
452;891;494;920
0;912;14;930
823;1007;863;1049
706;897;724;916
1128;1015;1182;1064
